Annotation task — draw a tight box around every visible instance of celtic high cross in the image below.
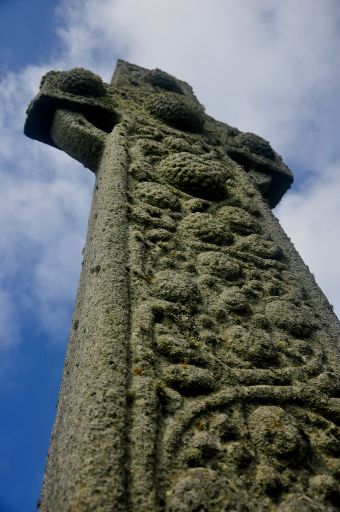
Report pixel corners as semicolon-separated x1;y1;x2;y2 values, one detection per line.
25;61;340;511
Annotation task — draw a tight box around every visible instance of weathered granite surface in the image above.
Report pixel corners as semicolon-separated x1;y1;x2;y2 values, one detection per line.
25;61;340;511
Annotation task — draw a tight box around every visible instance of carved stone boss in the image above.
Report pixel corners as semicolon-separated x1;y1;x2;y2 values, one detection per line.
25;61;340;511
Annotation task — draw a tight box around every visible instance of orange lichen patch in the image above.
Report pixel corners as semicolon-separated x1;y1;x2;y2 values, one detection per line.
133;367;144;376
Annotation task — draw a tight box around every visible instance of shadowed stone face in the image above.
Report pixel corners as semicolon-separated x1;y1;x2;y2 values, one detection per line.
145;69;184;94
24;61;340;512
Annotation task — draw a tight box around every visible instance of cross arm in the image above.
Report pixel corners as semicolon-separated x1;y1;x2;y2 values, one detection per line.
24;68;118;172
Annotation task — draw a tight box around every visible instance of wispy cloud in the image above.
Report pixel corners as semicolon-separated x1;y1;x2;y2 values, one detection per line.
277;160;340;311
0;62;93;357
0;289;19;350
56;0;340;165
1;0;339;367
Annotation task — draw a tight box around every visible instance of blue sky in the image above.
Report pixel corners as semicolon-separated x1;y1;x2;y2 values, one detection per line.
1;1;340;510
0;0;60;71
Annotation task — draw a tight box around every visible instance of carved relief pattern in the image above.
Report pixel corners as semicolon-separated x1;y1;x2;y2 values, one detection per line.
27;64;340;511
122;71;340;510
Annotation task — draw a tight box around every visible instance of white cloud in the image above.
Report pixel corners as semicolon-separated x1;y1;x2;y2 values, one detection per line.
0;170;93;333
277;161;340;313
0;62;93;355
1;0;339;366
0;290;19;351
57;0;340;167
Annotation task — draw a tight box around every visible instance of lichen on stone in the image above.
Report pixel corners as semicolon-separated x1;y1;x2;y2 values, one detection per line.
180;212;234;245
26;60;340;512
57;67;107;97
166;468;236;512
235;233;283;260
183;431;220;466
254;464;283;497
217;205;261;235
214;287;250;315
163;135;200;153
151;270;201;305
157;152;228;200
155;333;208;365
185;198;210;212
145;69;183;94
135;182;180;210
265;300;318;337
148;228;173;242
308;474;340;504
222;325;278;367
234;132;276;161
196;251;241;280
163;364;215;395
249;406;308;460
277;494;325;511
146;93;204;132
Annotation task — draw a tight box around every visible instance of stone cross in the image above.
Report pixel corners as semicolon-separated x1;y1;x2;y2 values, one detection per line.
25;61;340;511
